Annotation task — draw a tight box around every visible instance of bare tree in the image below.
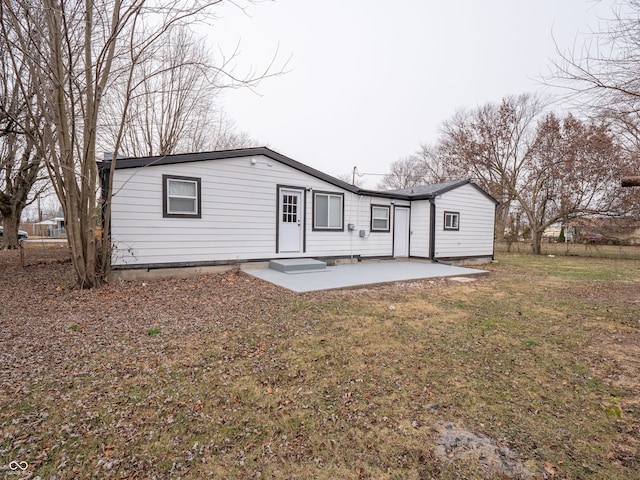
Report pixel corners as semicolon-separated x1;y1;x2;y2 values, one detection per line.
551;1;640;115
1;0;279;287
378;156;428;190
518;113;633;254
0;16;45;249
196;109;257;151
100;26;257;157
377;144;450;191
431;93;634;253
413;143;452;184
550;1;640;170
437;94;547;241
336;171;365;188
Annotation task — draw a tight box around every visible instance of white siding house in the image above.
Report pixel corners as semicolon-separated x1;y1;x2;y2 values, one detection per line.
432;183;497;259
99;148;497;270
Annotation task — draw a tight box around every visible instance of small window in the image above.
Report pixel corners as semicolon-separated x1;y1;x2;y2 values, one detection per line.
313;192;343;230
444;211;459;230
371;205;390;232
163;174;201;218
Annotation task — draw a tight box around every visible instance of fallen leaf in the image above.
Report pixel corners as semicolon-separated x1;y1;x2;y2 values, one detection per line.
543;461;556;476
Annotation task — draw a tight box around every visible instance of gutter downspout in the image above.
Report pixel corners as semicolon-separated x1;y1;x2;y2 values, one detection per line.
99;165;110;236
429;197;451;265
429;198;436;261
492;203;497;261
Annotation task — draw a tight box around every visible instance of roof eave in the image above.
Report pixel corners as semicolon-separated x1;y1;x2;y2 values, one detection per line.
98;147;361;194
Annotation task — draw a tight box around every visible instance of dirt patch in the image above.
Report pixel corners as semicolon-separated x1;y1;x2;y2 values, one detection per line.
447;276;478;283
434;422;534;479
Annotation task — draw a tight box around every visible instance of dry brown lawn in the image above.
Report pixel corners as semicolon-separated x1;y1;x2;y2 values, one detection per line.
1;244;639;479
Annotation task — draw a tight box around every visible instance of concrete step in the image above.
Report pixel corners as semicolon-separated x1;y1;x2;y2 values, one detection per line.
269;258;327;273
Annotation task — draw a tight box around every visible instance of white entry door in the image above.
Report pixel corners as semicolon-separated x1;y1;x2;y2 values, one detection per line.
393;207;410;257
278;188;304;253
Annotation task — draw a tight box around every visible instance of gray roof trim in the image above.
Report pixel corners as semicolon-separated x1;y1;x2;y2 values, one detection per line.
98;147;410;200
97;147;497;203
387;180;470;197
387;179;499;205
408;180;499;205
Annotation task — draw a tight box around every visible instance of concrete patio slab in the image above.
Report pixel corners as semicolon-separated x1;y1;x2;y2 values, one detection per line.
245;260;488;293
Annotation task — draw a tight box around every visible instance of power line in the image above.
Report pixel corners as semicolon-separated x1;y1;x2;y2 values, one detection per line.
351;166;387;179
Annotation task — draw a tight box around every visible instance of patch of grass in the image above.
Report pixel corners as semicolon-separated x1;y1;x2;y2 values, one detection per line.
147;326;162;337
497;241;640;260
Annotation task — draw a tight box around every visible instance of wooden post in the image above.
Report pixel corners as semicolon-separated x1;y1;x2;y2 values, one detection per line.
621;176;640;187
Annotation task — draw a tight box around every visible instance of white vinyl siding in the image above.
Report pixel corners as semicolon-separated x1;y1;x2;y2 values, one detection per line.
110;156;403;266
434;184;495;258
109;154;494;267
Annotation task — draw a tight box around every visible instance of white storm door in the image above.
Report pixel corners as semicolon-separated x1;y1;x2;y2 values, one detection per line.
278;188;304;253
393;207;410;257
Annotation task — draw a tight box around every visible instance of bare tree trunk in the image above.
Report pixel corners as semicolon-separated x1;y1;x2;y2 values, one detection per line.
1;208;21;249
622;176;640;187
531;230;543;255
494;202;510;243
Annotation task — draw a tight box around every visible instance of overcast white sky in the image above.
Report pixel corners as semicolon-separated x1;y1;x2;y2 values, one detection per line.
208;0;614;188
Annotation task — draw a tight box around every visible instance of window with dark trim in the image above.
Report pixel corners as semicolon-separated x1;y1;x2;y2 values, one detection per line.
313;191;344;230
370;205;390;232
163;174;201;218
444;211;459;230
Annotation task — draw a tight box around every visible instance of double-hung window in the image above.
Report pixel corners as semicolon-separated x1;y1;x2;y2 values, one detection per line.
444;211;459;230
371;205;390;232
163;175;201;218
313;192;343;230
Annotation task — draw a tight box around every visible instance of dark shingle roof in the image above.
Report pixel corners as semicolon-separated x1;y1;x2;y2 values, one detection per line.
98;147;497;203
385;180;499;204
384;180;471;197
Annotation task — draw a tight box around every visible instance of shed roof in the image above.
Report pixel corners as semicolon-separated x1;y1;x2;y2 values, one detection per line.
385;180;470;197
386;179;499;204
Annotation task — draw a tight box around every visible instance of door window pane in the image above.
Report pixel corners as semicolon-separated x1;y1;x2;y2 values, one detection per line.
282;194;298;223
